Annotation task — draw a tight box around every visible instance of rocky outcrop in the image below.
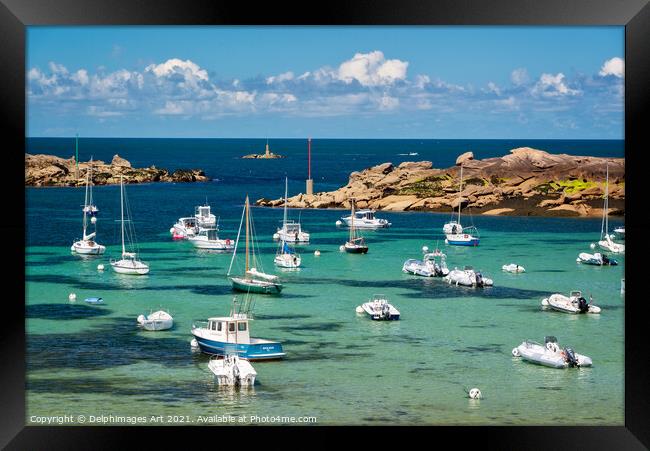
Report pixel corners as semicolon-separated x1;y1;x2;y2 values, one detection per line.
256;147;624;217
25;154;209;187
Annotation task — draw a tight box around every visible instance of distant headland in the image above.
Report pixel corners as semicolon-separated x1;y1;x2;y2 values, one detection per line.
242;142;284;159
255;147;625;218
25;153;209;187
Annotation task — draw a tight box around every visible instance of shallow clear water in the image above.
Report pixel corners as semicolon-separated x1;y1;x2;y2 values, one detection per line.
25;138;624;425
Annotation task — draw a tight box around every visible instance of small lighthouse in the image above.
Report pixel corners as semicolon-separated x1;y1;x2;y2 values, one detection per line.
306;137;313;195
265;140;271;158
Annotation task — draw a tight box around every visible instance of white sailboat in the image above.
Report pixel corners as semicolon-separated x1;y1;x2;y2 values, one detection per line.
597;164;624;254
343;199;368;253
71;159;106;255
273;177;310;243
445;164;480;246
228;196;282;294
110;176;150;275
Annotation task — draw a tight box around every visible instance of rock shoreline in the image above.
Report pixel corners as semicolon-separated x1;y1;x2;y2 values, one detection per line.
256;147;625;218
25;154;209;187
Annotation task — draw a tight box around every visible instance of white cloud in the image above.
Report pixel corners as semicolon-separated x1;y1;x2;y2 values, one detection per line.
599;57;624;78
485;82;501;96
510;68;529;86
265;71;294;84
336;51;408;87
145;58;208;81
532;73;580;97
378;94;399;110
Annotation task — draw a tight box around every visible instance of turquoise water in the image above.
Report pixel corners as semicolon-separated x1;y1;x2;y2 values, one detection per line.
25;138;624;425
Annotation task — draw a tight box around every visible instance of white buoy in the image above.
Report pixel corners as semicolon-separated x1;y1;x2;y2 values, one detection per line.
169;228;175;234
590;243;596;249
68;293;76;301
97;264;105;271
355;306;364;314
541;298;549;307
444;239;449;244
137;314;145;325
314;250;321;256
335;220;342;226
468;388;482;399
422;246;429;253
90;216;97;224
512;347;520;357
339;245;345;252
190;338;199;349
273;233;279;240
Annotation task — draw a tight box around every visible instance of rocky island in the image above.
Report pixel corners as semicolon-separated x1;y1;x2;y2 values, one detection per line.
242;142;284;159
25;153;209;187
256;147;625;217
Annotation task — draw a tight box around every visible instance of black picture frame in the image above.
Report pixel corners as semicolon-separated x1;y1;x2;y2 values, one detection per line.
5;0;649;448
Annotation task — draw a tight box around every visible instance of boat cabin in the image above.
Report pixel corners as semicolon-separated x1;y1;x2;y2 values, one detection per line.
198;228;220;240
205;315;251;344
195;205;215;223
179;217;198;227
354;210;376;220
282;221;301;233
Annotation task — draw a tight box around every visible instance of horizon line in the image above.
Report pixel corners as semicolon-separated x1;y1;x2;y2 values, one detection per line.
26;136;624;141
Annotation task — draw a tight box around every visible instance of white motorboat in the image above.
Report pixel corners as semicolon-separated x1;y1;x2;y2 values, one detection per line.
502;263;525;273
273;177;310;243
445;164;480;246
445;266;493;287
512;336;592;369
597;164;624;254
71;158;106;255
576;252;618;266
228;196;282;294
208;354;257;387
336;209;390;229
170;217;199;240
358;295;400;320
189;228;234;251
541;291;601;314
402;246;449;277
110;176;150;275
137;310;174;330
195;204;217;228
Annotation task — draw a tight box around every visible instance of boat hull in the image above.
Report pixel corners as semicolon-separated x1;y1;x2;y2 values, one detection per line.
191;334;285;360
71;241;106;255
110;260;150;275
141;319;173;331
344;243;368;254
230;277;282;294
274;254;301;268
446;234;479;246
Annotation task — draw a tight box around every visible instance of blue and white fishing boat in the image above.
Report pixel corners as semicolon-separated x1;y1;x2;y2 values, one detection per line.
445;164;480;246
191;297;285;360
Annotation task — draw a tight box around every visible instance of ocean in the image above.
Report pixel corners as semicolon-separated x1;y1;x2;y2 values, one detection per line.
25;138;624;425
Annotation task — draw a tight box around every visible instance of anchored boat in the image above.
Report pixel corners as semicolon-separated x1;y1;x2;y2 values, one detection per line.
512;336;592;369
228;196;282;294
402;246;449;277
576;252;617;266
71;158;106;255
445;164;480;246
597;164;624;254
357;295;400;320
208;354;257;387
110;176;150;275
189;227;234;251
502;263;525;273
445;266;493;287
137;309;174;330
343;199;369;254
336;209;390;229
541;291;601;314
170;217;199;239
191;297;285;360
273;177;310;243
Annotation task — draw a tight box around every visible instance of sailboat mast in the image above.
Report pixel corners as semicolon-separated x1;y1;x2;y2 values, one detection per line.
120;176;126;256
350;199;355;241
605;164;609;235
458;164;463;223
82;163;90;237
245;196;250;272
283;177;288;227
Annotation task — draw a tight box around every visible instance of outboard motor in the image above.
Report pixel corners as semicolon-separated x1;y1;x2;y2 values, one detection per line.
577;297;589;313
382;304;390;319
602;254;609;265
564;347;578;367
475;272;484;287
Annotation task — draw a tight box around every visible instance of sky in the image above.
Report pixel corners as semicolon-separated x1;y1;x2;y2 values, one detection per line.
26;26;624;139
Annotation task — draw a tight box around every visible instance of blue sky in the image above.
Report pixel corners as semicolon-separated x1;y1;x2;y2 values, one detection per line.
27;26;624;139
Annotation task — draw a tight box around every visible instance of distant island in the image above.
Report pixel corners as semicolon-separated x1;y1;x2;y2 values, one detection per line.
255;147;625;218
242;142;284;159
25;153;209;187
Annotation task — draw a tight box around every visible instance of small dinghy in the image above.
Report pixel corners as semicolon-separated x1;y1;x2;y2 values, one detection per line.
208;354;257;387
512;336;592;369
137;310;174;331
84;297;103;304
402;246;449;277
445;266;493;287
576;252;618;266
541;291;601;314
502;263;525;273
358;294;400;320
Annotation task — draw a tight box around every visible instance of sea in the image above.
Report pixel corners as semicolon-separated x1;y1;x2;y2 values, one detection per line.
25;138;625;425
